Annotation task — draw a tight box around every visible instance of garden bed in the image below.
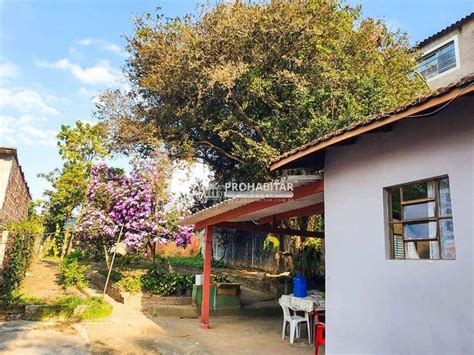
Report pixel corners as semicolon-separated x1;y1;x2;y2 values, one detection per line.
86;269;192;310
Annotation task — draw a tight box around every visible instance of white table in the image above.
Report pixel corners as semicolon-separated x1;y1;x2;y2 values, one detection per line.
280;290;325;343
280;290;325;312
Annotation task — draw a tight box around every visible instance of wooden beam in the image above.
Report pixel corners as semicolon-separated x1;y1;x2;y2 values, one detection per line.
258;202;324;224
269;84;474;171
194;180;324;229
216;222;324;238
195;199;290;229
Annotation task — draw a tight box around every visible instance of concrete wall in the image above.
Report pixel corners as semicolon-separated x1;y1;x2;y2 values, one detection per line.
419;19;474;89
324;97;473;354
212;229;278;272
0;154;30;226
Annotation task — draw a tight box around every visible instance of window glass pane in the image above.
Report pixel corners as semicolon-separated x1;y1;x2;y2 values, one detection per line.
404;222;436;240
402;181;434;201
440;219;456;260
405;241;440;260
390;189;401;221
419;41;456;79
392;233;405;259
438;178;452;217
402;202;435;220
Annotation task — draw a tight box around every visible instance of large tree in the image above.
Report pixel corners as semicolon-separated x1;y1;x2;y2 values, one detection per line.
41;121;109;232
97;0;427;182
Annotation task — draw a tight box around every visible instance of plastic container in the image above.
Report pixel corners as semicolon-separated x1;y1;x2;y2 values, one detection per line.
293;272;307;297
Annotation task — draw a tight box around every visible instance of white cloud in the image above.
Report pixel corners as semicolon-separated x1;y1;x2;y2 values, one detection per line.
0;60;21;80
0;87;60;116
77;38;126;57
36;58;121;85
77;86;98;97
0;114;57;147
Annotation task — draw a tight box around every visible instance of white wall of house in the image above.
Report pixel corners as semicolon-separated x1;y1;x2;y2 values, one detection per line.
419;18;474;90
0;156;13;209
324;98;473;354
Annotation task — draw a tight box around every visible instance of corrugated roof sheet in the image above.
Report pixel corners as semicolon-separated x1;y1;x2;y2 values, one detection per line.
179;175;322;225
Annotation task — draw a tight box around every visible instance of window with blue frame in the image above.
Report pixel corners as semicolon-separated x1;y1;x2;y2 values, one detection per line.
419;40;457;80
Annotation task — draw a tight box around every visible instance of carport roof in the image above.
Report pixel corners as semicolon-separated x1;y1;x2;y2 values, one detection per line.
179;175;324;229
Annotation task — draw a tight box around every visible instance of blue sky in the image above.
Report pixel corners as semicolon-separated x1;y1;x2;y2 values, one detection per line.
1;0;473;199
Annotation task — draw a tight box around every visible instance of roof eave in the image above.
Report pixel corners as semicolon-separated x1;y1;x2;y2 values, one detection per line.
269;75;474;172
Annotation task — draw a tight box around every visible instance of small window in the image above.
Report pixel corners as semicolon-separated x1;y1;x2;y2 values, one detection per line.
387;177;455;260
419;40;457;80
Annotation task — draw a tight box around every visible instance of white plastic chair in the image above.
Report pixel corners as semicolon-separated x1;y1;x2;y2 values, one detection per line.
279;298;311;344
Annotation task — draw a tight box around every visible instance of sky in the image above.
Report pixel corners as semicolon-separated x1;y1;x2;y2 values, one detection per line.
1;0;473;200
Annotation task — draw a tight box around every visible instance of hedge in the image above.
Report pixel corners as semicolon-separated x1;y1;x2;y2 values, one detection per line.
1;221;43;299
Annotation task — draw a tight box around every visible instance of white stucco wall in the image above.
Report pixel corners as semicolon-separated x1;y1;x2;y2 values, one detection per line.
0;155;13;209
324;98;473;354
419;19;474;90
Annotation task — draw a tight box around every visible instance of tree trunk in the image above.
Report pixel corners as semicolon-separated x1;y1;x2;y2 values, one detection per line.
66;232;75;256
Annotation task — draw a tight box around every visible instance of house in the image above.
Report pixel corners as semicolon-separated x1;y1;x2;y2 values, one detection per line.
0;147;31;269
269;75;474;354
417;12;474;89
0;147;31;226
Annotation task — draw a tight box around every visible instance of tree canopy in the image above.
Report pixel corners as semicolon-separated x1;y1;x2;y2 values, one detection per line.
97;0;427;182
41;121;109;232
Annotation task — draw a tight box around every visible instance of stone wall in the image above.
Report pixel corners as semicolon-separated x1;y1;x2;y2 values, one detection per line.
0;153;30;226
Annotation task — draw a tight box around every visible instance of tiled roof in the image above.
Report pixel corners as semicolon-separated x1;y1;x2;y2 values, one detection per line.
269;74;474;170
417;12;474;48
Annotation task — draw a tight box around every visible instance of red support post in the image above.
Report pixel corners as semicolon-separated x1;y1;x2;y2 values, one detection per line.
200;225;213;329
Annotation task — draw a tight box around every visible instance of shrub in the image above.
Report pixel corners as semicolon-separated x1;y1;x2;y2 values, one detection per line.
293;238;324;281
1;221;43;300
68;251;85;260
211;274;230;283
140;268;194;296
59;255;89;289
116;274;142;293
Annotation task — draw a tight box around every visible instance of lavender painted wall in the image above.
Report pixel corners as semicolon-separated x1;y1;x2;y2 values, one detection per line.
324;97;473;354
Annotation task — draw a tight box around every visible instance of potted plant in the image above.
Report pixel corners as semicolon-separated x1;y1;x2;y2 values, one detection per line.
293;239;323;297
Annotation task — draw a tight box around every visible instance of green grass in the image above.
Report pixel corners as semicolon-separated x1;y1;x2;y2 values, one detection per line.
25;296;112;321
166;255;204;268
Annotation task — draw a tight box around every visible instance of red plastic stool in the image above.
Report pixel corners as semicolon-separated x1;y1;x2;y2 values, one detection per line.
314;322;325;355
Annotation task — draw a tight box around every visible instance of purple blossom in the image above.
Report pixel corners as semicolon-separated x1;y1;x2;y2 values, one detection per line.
76;161;193;250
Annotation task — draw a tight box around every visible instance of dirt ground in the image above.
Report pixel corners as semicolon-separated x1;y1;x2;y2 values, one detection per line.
2;258;322;354
20;258;82;300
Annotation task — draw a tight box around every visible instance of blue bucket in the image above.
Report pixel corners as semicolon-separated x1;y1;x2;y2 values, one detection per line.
293;272;307;297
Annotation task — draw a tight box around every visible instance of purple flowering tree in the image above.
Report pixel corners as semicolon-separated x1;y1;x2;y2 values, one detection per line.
76;157;193;264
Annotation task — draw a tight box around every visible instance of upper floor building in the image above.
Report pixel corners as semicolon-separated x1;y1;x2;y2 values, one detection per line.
417;12;474;89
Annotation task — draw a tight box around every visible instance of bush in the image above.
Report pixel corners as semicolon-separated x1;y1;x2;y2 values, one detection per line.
59;255;89;289
211;274;230;283
1;221;43;299
116;274;142;293
140;268;194;296
293;238;324;283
